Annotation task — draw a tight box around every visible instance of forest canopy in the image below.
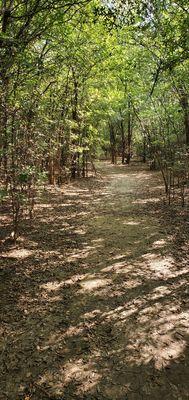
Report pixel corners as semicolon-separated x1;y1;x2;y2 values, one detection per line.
0;0;189;237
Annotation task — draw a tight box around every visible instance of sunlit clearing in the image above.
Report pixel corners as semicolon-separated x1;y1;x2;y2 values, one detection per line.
137;306;189;369
1;248;33;259
132;197;160;204
152;238;167;249
101;260;130;273
64;325;84;338
112;254;127;260
82;309;102;320
40;280;65;291
80;277;111;292
91;238;104;244
142;253;174;278
150;285;172;300
123;220;141;226
67;245;102;261
64;358;101;394
132;337;187;370
35;203;53;209
73;228;86;235
38;358;101;396
149;256;174;278
103;288;189;370
57;203;74;208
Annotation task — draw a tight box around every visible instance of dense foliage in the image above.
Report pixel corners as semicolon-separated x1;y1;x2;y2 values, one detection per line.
0;0;189;238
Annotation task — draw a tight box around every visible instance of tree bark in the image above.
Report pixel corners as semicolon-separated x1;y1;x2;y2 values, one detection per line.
126;95;132;164
109;122;116;164
180;92;189;147
120;119;125;164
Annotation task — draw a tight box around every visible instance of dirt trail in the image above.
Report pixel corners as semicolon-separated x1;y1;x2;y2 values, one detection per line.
0;161;189;400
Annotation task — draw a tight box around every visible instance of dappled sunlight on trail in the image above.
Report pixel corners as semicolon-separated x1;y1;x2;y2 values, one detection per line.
0;161;189;400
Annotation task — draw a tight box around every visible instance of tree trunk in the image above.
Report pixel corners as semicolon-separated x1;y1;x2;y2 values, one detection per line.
109;122;116;164
180;92;189;147
71;153;77;179
48;157;55;184
120;119;125;164
71;66;79;177
126;95;132;164
143;135;146;163
0;78;9;178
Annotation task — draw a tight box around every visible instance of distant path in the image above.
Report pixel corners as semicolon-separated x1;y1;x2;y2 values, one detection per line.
0;161;189;400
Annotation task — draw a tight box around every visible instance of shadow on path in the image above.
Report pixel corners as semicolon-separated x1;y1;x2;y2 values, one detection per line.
0;161;189;400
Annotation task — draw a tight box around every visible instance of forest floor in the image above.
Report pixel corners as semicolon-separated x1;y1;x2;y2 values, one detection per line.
0;161;189;400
